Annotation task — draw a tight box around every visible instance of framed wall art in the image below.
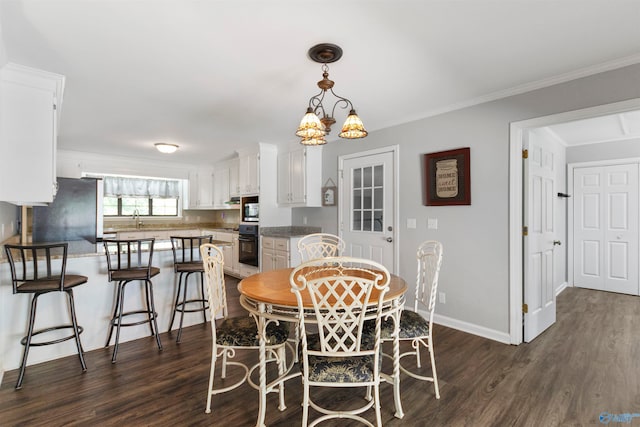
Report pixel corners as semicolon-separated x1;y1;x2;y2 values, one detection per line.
322;178;337;207
423;147;471;206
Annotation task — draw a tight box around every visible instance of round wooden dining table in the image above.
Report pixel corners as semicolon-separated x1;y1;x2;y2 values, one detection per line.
238;267;408;427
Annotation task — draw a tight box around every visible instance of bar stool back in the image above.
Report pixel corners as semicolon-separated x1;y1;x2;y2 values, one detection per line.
103;238;163;363
168;234;213;343
4;243;88;389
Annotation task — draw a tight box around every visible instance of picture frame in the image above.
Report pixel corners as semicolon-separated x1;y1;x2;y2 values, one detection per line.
322;185;337;207
424;147;471;206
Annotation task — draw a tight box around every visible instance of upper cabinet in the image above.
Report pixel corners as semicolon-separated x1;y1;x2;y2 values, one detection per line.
278;145;323;207
0;63;65;205
187;168;214;209
212;166;230;208
228;157;240;198
238;150;259;195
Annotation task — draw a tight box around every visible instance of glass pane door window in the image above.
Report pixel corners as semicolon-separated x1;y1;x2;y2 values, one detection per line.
352;164;384;232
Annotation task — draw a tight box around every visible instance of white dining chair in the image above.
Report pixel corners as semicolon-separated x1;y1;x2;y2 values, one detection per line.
297;233;345;262
381;240;443;398
200;243;290;415
290;256;390;427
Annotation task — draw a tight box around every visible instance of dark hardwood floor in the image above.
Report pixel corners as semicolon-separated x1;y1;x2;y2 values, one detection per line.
1;279;639;426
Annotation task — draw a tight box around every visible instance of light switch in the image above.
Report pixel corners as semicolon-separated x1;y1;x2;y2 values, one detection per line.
406;218;417;229
428;218;438;229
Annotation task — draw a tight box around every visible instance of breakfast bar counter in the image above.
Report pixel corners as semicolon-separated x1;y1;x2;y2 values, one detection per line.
0;236;230;376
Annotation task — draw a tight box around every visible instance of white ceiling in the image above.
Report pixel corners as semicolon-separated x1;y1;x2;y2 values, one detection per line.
2;0;640;166
545;110;640;146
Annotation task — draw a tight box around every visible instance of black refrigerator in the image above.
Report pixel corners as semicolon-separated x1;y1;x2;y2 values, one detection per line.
32;177;104;243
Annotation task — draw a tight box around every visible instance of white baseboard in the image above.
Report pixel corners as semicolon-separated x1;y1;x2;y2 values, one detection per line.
556;281;568;296
433;313;512;345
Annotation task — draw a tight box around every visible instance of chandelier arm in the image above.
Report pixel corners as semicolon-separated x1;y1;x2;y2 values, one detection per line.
309;90;328;117
328;87;354;118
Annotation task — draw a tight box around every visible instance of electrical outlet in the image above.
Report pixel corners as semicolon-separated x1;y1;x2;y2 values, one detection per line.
303;216;308;225
406;218;417;229
438;292;446;304
428;218;438;230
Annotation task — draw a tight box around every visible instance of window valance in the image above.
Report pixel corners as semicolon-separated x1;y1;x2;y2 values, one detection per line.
103;176;180;198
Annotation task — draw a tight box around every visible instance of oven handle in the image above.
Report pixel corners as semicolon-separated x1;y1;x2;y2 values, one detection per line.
238;236;257;242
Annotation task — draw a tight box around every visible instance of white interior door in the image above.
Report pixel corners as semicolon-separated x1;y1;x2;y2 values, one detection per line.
573;164;639;295
524;133;560;342
339;149;396;272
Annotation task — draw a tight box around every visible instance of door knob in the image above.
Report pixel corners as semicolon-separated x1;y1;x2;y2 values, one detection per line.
553;240;561;246
386;237;393;243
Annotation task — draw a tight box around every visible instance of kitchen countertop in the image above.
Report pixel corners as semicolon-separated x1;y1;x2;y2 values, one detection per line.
104;223;239;233
260;226;321;237
1;224;239;262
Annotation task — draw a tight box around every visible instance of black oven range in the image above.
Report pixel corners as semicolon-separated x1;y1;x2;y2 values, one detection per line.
238;223;259;267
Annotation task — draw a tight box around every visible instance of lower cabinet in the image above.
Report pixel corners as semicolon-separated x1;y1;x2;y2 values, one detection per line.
261;236;302;272
215;232;239;276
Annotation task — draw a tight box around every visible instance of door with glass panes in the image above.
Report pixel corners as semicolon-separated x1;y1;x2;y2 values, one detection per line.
339;148;396;272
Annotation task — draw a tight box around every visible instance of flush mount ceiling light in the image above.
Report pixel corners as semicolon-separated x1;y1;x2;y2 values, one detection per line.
155;143;179;154
296;43;368;146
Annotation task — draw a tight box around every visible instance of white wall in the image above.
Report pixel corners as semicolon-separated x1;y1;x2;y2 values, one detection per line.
0;19;7;67
567;137;640;163
293;63;640;340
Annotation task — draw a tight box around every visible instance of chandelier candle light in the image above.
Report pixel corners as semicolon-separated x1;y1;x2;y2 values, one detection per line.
296;43;368;146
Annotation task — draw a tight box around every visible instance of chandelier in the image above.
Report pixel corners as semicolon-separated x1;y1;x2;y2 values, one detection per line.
296;43;368;146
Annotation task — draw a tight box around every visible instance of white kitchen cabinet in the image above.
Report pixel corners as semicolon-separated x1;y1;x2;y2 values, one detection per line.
228;158;240;198
212;167;230;208
277;145;322;207
0;63;64;205
261;236;302;272
188;168;214;209
216;231;239;276
238;150;259;195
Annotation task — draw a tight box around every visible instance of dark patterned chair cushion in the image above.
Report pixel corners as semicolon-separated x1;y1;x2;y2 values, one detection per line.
365;309;430;340
299;334;376;383
216;316;289;346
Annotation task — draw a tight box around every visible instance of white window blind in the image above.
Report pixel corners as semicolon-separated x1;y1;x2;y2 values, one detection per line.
103;176;180;198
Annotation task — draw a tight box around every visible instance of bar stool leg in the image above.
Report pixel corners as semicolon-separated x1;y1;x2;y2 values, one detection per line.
111;280;127;363
15;294;39;389
105;281;123;347
146;279;163;351
168;272;184;333
176;272;191;343
144;280;155;337
199;272;207;323
66;289;87;372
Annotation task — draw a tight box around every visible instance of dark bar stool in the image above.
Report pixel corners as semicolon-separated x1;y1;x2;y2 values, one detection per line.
4;243;88;389
168;234;213;343
103;238;163;363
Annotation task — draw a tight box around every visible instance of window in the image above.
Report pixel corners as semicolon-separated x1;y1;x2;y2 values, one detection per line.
99;175;181;217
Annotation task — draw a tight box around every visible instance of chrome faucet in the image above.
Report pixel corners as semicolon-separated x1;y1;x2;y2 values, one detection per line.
132;209;142;229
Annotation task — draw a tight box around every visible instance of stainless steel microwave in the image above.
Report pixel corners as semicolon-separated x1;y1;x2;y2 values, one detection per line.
243;202;259;222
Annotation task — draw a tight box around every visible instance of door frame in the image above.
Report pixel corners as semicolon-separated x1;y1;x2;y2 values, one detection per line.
338;145;400;274
508;97;640;345
567;158;640;289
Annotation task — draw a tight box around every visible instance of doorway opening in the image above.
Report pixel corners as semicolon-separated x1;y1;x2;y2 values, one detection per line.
508;97;640;344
